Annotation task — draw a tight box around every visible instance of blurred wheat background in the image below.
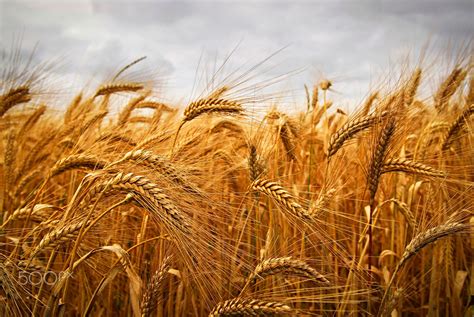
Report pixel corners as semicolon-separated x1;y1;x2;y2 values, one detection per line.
1;1;473;316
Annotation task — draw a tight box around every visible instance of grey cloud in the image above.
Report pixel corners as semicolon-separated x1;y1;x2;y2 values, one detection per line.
0;0;472;107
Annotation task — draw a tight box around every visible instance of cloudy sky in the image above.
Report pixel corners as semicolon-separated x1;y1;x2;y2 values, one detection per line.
0;0;472;109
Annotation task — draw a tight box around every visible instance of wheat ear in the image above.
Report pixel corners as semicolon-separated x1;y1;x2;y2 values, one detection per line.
184;98;243;122
2;204;56;226
117;94;147;126
172;97;243;153
381;158;445;178
141;256;171;317
404;68;422;106
85;172;191;234
311;84;319;110
361;91;379;116
251;179;311;220
94;83;144;97
29;219;90;259
0;86;31;117
209;298;291;317
248;145;265;182
112;56;147;81
379;221;469;315
249;256;329;285
50;154;108;177
327;111;388;158
208;86;229;99
368;119;396;202
441;103;474;151
109;149;202;196
310;188;336;216
434;67;467;112
17;105;46;142
387;199;417;232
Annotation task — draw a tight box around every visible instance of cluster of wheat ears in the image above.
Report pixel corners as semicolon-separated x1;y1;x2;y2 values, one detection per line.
0;55;473;316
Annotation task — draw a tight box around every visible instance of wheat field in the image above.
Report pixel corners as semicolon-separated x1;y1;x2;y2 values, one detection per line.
0;54;473;316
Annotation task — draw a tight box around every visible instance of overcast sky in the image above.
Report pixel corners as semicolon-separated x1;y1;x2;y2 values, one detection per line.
0;0;473;109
